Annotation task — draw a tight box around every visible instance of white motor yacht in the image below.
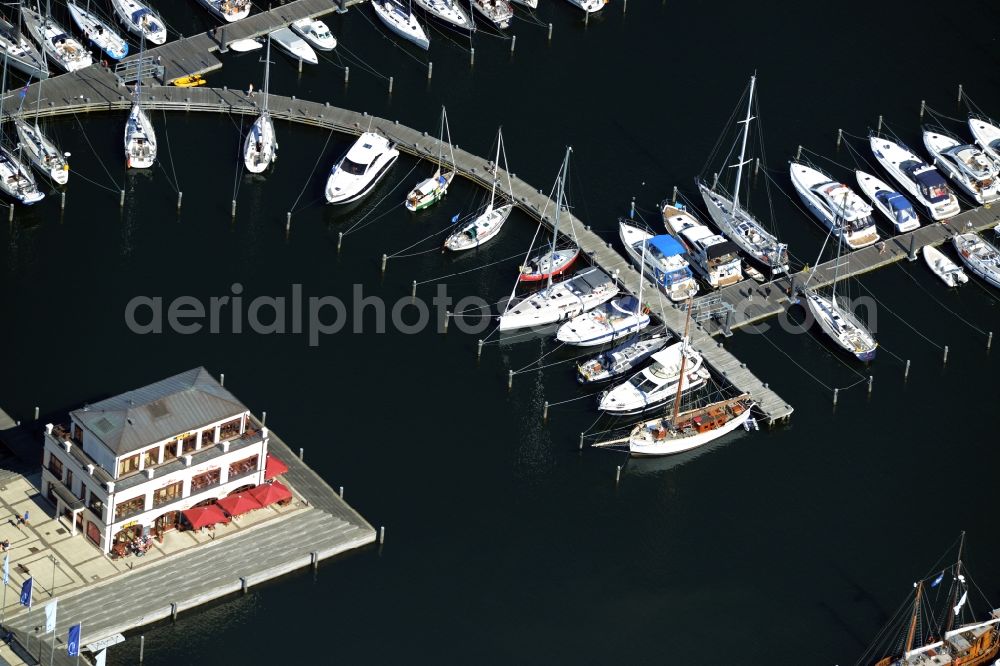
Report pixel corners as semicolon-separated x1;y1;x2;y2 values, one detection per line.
291;18;337;50
598;342;710;415
923;128;1000;204
968;116;1000;163
270;27;318;64
619;220;699;302
790;162;879;250
555;295;650;347
661;202;742;288
869;134;960;220
325;132;399;205
855;170;920;233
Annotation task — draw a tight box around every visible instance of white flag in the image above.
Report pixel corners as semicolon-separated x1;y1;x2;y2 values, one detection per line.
44;600;57;634
954;591;968;617
94;648;107;666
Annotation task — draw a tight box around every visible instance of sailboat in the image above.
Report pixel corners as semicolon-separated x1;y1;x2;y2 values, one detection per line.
14;41;68;184
67;1;128;60
868;533;1000;666
565;0;606;11
519;147;579;282
800;197;877;362
0;52;44;204
0;14;47;79
556;291;650;346
444;129;513;251
698;75;789;276
471;0;513;30
124;39;156;169
412;0;474;33
111;0;166;44
372;0;429;50
243;35;276;174
497;150;619;332
405;106;454;212
626;302;754;456
21;3;91;73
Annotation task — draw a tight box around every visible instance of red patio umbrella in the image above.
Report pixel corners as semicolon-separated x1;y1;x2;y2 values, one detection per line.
249;481;292;507
181;504;231;530
217;492;263;517
264;454;289;480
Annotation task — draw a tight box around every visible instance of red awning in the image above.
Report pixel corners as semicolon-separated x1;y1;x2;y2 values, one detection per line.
217;492;263;517
181;504;231;530
249;481;292;507
264;454;289;480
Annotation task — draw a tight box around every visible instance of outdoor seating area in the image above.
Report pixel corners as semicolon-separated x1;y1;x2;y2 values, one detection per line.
178;459;292;533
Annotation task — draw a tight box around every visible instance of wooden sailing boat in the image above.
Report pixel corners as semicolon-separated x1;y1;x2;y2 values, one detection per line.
871;533;1000;666
243;35;276;174
405;106;454;211
626;300;754;456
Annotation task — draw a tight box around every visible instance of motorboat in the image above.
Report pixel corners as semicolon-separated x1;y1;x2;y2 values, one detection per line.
922;245;967;288
471;0;513;29
565;0;606;11
270;27;318;64
627;395;754;457
196;0;250;23
0;15;48;79
923;127;1000;204
110;0;167;45
619;220;699;302
243;37;275;174
325;132;399;205
498;267;619;331
855;170;920;233
598;342;709;415
0;147;44;205
577;333;669;384
969;116;1000;163
291;18;336;50
406;107;454;212
228;38;262;52
510;0;537;8
869;134;960;220
789;161;879;250
21;6;92;73
67;1;128;59
372;0;429;50
14;117;68;185
412;0;474;33
953;232;1000;290
661;202;742;288
445;129;512;251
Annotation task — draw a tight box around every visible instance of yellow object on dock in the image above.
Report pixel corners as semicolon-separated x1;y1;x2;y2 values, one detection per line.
170;74;206;87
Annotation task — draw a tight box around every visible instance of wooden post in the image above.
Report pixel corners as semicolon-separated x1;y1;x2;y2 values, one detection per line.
470;48;475;67
510;35;516;53
579;432;584;450
298;57;302;73
615;465;621;484
671;185;677;204
958;83;963;103
443;311;449;332
285;212;291;232
712;172;718;190
507;369;513;390
177;191;183;210
427;61;432;80
988;331;993;350
476;339;483;359
240;577;248;593
33;406;39;420
381;254;387;273
542;401;549;422
337;232;343;252
623;0;626;11
344;66;349;84
837;128;843;148
908;235;917;261
629;198;635;218
298;447;304;460
919;100;925;119
754;157;760;176
139;635;144;663
904;359;911;379
877;114;883;133
120;189;125;207
867;375;873;395
7;204;12;222
388;76;393;94
339;486;344;498
231;199;236;217
584;9;588;25
220;373;225;386
379;526;385;544
796;145;802;160
261;411;266;425
60;192;65;210
310;552;318;571
171;603;178;621
943;345;949;365
832;388;839;405
411;280;417;300
547;22;552;40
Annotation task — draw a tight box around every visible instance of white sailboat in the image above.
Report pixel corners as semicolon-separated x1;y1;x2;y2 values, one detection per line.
413;0;475;32
67;1;128;60
510;0;537;8
922;245;967;288
619;220;699;302
0;14;47;79
21;4;91;73
498;151;619;332
0;54;43;204
471;0;513;29
243;36;276;174
196;0;250;22
124;45;156;170
698;76;789;276
661;202;742;288
790;161;879;250
565;0;606;12
869;134;960;221
953;231;1000;290
406;106;454;212
969;116;1000;163
110;0;166;45
14;43;68;184
445;129;512;251
923;127;1000;204
855;170;920;233
270;27;318;64
291;18;337;50
325;132;399;205
520;147;579;282
372;0;429;50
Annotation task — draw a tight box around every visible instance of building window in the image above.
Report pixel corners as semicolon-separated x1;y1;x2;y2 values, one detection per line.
179;433;198;456
200;427;216;446
219;418;242;441
48;454;64;480
86;521;101;546
163;441;179;462
65;470;75;495
114;495;145;521
228;455;258;479
191;468;220;494
142;447;160;468
88;492;104;518
118;454;140;477
153;482;183;508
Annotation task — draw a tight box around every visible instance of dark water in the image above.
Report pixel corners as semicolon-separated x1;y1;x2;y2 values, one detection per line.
2;0;1000;663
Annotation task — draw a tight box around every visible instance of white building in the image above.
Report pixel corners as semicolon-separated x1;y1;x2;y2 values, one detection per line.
41;367;269;554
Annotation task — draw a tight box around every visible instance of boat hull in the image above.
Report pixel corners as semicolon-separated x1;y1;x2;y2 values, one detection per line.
953;233;1000;290
805;292;877;362
405;171;454;212
243;113;276;174
629;401;754;456
519;248;579;282
372;1;430;50
445;204;512;251
15;119;69;186
326;153;398;205
854;170;920;233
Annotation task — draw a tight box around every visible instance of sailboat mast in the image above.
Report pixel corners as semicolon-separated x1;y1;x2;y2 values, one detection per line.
905;581;924;654
34;22;47;125
547;149;570;289
730;75;756;215
488;131;501;209
636;226;646;315
262;35;270;114
829;190;850;309
670;298;693;424
944;531;967;635
435;105;444;172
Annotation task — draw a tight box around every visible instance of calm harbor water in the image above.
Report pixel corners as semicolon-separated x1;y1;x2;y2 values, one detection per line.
1;1;999;663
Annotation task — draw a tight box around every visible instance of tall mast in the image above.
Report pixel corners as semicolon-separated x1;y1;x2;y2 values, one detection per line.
635;225;645;316
262;34;271;114
830;189;849;309
730;75;756;215
547;148;570;289
670;298;693;425
944;531;967;635
34;14;47;126
905;581;923;655
488;129;501;210
435;106;444;172
443;107;454;172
